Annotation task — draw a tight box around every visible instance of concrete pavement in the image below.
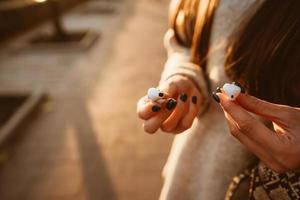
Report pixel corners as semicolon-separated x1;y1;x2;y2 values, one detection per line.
0;0;173;199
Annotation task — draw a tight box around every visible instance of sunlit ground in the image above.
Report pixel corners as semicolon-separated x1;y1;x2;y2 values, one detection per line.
0;0;173;199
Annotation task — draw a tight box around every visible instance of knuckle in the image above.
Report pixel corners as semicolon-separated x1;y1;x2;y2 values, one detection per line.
237;119;256;133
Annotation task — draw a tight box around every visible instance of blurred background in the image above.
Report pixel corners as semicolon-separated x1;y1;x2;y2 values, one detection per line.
0;0;173;199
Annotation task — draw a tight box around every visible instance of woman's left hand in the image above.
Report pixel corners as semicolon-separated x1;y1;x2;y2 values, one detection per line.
216;92;300;173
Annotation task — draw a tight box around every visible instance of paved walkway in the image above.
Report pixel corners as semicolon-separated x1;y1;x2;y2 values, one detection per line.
0;1;173;199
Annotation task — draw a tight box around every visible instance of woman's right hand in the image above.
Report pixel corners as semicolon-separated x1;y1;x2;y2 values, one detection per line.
137;75;202;134
216;92;300;173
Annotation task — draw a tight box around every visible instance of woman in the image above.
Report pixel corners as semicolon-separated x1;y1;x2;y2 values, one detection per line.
137;0;300;199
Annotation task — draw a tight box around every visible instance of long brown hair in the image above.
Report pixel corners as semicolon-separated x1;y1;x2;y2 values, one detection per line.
170;0;300;107
226;0;300;107
169;0;219;68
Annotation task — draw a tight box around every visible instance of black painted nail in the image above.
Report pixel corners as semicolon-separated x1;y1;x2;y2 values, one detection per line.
180;93;188;102
192;96;197;104
212;92;220;103
158;92;164;97
216;87;222;93
232;82;245;93
166;99;177;110
152;105;161;112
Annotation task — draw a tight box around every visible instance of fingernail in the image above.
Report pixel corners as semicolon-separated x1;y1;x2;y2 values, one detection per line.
152;105;161;112
232;82;245;93
192;96;197;104
212;92;220;103
216;87;222;93
180;93;188;102
166;99;177;110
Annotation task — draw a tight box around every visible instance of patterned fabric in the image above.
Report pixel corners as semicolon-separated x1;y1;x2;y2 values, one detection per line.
225;164;300;200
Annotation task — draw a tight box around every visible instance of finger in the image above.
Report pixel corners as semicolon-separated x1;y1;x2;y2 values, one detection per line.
217;92;279;150
137;96;165;120
179;92;202;130
224;111;285;172
161;92;190;132
143;98;177;134
236;93;291;122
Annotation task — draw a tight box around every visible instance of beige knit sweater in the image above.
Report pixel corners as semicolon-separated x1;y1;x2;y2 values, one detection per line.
159;0;263;199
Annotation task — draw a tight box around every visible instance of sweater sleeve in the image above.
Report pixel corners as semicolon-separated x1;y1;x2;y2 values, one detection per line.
160;29;210;115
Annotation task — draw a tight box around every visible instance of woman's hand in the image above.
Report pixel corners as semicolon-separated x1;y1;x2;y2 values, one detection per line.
137;75;202;134
216;92;300;173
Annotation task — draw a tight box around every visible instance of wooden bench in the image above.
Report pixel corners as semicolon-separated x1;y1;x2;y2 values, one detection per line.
0;0;83;41
0;0;64;37
0;0;45;11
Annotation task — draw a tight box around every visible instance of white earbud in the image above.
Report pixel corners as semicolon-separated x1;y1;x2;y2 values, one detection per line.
147;88;164;102
222;83;241;101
